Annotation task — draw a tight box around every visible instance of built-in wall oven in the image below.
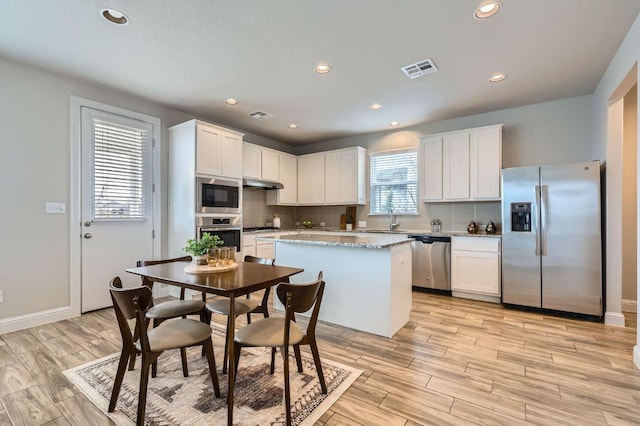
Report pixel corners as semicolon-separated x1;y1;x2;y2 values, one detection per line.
196;177;241;214
196;216;241;252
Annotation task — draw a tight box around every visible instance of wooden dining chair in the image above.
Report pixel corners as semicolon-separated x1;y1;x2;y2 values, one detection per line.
205;254;275;373
135;255;207;376
232;272;327;426
108;277;220;426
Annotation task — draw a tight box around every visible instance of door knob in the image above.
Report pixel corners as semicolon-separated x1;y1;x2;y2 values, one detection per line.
83;233;92;239
84;221;92;227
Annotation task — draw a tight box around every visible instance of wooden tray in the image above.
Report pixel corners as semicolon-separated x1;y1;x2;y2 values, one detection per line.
184;262;239;274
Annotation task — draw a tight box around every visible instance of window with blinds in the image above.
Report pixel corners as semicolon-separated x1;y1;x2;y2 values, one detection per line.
369;149;418;215
92;118;150;220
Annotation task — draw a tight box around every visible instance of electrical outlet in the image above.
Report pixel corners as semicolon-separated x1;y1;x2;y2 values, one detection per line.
45;202;66;214
320;222;326;227
295;222;300;226
358;220;367;228
0;290;3;303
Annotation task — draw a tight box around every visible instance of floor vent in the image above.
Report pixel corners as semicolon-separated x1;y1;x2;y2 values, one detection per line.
248;110;274;120
401;58;438;79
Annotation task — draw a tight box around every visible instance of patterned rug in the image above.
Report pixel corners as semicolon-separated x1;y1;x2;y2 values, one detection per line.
63;323;361;425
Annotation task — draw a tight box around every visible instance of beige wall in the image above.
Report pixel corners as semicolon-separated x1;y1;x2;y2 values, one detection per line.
0;55;284;324
591;13;639;356
623;85;638;303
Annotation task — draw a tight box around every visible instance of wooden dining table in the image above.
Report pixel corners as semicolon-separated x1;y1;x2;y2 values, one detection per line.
126;260;304;425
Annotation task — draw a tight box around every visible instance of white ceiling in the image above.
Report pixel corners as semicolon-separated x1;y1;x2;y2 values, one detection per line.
2;1;639;145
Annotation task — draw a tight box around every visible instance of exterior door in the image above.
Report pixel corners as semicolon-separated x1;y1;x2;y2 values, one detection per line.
80;107;155;312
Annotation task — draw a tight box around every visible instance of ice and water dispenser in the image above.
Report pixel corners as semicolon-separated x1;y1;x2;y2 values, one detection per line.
511;203;531;232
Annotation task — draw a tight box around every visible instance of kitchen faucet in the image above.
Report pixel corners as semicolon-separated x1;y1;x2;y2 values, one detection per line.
388;208;399;231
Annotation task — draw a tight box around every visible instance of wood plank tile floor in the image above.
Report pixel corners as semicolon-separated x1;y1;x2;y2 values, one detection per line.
0;291;638;425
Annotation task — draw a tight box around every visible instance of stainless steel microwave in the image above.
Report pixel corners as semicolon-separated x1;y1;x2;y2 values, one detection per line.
196;177;241;214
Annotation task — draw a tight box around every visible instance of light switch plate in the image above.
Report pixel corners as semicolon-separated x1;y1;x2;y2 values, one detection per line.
45;202;66;214
0;290;3;303
358;220;367;228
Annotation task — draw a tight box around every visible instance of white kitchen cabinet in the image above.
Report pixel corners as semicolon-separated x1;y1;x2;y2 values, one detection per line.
168;119;243;263
451;237;501;303
470;126;502;199
267;152;297;205
420;124;502;202
242;142;279;181
194;121;242;178
443;132;470;200
242;142;261;179
324;147;366;205
256;240;274;259
261;149;279;182
242;234;256;258
297;153;325;205
419;136;443;201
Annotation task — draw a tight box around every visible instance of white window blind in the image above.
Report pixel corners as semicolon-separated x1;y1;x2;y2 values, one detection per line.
92;118;150;220
369;149;418;215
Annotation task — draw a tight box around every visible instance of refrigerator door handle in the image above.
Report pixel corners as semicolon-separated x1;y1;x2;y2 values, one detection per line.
535;185;541;256
540;185;548;256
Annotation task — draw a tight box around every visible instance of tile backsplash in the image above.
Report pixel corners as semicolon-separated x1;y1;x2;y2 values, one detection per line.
242;189;501;232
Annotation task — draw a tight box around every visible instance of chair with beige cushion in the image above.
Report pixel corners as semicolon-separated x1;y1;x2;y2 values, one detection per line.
232;272;327;426
135;256;207;376
205;254;275;373
108;277;220;426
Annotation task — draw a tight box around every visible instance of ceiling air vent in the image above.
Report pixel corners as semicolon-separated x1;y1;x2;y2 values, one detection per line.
248;110;274;120
401;58;438;79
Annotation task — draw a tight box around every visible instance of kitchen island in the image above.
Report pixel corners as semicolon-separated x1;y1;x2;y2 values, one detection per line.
256;233;413;338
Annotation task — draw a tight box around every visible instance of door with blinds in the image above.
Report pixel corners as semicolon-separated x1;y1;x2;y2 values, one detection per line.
80;107;155;312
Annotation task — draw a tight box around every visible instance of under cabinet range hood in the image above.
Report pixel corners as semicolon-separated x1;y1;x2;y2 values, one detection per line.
242;178;284;190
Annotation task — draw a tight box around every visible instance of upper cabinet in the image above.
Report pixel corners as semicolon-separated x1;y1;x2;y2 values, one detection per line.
419;124;502;202
267;152;298;205
191;121;242;178
242;142;281;182
297;147;367;206
170;120;243;179
325;147;367;205
297;153;325;205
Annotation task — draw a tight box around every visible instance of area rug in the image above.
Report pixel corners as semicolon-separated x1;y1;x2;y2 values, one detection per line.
63;323;361;426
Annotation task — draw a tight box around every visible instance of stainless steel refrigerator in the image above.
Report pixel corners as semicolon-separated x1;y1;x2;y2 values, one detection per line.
501;161;602;316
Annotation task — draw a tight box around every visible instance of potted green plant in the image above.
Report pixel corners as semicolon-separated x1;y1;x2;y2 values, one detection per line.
183;233;223;265
345;208;354;231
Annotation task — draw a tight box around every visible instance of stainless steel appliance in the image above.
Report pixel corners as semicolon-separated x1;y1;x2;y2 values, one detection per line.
410;235;451;291
197;216;241;252
196;177;240;214
501;161;602;316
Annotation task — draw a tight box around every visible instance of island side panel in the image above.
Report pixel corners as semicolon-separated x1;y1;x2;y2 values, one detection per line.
389;242;412;336
274;240;411;338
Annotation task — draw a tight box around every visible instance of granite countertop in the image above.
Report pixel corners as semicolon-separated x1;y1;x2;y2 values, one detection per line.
243;227;501;238
255;233;413;249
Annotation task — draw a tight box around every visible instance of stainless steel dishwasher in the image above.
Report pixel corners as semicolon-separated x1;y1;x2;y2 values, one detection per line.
409;235;451;291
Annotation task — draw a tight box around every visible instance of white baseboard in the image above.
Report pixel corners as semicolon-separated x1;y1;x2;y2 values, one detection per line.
0;306;75;335
634;345;640;370
604;311;626;327
622;299;637;313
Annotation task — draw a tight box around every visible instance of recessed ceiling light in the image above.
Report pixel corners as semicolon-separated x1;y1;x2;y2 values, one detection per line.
288;124;297;129
314;64;332;74
489;72;506;83
390;121;400;127
370;103;384;110
474;2;501;20
224;98;238;105
101;8;129;25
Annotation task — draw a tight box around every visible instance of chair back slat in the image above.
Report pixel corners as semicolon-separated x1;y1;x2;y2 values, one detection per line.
276;276;323;314
243;255;275;266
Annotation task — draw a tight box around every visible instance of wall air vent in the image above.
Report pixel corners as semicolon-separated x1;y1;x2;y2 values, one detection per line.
401;58;438;79
248;110;274;120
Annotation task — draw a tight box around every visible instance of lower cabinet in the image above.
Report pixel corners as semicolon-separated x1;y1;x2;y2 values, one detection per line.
451;237;501;303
